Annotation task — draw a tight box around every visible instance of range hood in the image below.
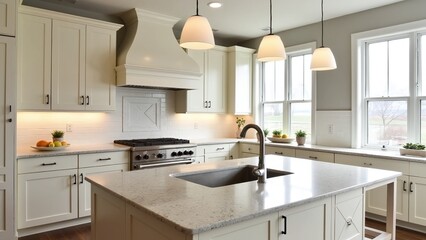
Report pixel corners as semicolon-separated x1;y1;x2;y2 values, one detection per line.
116;8;202;90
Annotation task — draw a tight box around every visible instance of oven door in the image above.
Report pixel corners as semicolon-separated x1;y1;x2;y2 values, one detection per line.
132;158;195;170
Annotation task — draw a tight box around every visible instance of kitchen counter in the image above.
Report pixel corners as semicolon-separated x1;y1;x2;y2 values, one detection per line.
86;155;400;235
16;143;130;159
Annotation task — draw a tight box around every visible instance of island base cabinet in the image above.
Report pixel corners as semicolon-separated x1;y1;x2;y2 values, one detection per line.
279;198;332;240
91;185;126;240
198;213;279;240
334;189;363;240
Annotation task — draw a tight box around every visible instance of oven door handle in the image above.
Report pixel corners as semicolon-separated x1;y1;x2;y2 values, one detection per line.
138;159;195;169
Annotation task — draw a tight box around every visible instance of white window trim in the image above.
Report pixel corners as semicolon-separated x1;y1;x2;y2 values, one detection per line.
254;42;317;144
351;19;426;148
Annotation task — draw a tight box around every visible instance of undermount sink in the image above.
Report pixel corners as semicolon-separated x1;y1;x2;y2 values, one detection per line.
173;165;293;188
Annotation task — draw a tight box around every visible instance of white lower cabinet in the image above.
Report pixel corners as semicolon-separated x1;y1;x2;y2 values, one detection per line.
266;146;295;157
279;197;332;240
17;151;128;230
17;155;79;229
198;212;278;240
196;143;237;164
239;143;259;158
295;149;334;163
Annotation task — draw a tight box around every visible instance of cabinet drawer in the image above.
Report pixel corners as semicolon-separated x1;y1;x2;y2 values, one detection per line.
240;143;259;154
410;162;426;178
296;149;334;163
266;146;295;157
79;151;129;168
203;144;230;154
18;155;78;174
335;154;409;175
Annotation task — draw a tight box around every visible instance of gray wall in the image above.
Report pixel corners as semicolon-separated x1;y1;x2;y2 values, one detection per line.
239;0;426;110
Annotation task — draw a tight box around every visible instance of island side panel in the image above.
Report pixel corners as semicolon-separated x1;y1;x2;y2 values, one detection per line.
386;181;396;240
91;185;126;240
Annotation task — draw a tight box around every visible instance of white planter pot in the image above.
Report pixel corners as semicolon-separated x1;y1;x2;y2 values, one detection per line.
399;148;426;157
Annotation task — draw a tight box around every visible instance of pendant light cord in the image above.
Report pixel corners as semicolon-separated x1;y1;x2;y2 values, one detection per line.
320;0;324;47
196;0;199;16
269;0;273;35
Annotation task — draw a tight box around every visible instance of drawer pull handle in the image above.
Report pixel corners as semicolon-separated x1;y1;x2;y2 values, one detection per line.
363;163;372;166
86;96;90;105
80;173;84;184
275;152;283;155
46;94;50;105
72;174;77;185
281;215;287;234
41;162;57;166
309;156;318;160
410;182;414;193
98;158;112;161
216;147;225;151
81;96;85;105
403;181;407;192
204;101;208;108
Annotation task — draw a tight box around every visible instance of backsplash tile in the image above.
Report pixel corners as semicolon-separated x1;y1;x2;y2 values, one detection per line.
17;88;238;146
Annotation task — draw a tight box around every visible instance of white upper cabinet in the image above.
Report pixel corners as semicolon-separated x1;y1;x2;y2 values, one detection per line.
0;0;16;36
227;46;255;115
176;46;228;113
17;6;122;111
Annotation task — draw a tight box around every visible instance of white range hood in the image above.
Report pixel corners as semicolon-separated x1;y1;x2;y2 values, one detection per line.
116;8;202;90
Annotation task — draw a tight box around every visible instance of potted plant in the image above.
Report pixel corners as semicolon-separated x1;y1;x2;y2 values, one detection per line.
263;129;269;137
235;117;246;138
295;130;307;146
51;130;65;142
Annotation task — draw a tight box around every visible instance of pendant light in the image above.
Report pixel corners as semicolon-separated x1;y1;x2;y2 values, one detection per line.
257;0;286;62
310;0;336;71
180;0;215;50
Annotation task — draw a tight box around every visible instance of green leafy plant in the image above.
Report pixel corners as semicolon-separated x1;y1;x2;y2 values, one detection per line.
272;130;282;137
263;129;269;137
295;130;307;138
51;130;65;138
402;143;425;150
235;117;246;128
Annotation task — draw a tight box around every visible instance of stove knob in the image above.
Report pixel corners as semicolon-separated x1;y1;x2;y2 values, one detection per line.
157;153;163;158
143;154;149;159
135;155;142;160
183;150;189;155
133;165;141;170
171;152;177;157
177;151;183;156
188;150;194;155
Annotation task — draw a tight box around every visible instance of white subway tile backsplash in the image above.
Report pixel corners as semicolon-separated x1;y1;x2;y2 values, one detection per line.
17;88;237;146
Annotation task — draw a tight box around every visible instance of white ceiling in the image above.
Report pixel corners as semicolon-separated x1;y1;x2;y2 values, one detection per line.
24;0;403;44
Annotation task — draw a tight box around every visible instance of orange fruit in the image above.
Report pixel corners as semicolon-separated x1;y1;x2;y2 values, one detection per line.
36;140;49;147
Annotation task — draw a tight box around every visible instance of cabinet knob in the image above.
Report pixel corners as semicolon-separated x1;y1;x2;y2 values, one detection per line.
7;118;12;123
346;217;353;226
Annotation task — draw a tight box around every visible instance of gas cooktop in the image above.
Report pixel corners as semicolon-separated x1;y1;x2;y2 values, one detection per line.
114;138;190;147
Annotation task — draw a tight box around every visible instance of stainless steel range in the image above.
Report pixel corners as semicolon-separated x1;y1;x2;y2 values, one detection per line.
114;138;196;170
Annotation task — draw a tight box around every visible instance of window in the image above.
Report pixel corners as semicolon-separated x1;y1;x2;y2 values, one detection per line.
352;20;426;148
259;43;315;142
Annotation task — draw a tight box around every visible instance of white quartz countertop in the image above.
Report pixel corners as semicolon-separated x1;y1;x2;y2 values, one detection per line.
86;155;401;234
16;143;130;159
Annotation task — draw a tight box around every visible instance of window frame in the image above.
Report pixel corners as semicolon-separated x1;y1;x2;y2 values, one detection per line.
352;20;426;148
255;42;317;143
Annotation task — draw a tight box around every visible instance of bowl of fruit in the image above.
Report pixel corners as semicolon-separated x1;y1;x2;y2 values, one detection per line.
32;139;70;151
267;130;294;143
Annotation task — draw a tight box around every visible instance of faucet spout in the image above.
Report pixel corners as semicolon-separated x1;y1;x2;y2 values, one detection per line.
240;124;266;183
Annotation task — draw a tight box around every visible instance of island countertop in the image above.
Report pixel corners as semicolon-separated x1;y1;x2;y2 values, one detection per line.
86;155;401;234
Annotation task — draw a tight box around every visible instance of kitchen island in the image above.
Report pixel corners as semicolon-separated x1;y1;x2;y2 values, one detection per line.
86;155;401;240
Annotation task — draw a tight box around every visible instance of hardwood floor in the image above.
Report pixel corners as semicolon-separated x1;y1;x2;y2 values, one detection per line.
18;219;426;240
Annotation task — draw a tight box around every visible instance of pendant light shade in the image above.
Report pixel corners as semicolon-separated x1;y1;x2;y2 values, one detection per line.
180;0;215;50
257;0;286;62
258;34;286;62
310;0;336;71
311;47;336;70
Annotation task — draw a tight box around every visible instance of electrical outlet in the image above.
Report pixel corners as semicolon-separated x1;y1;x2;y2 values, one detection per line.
328;124;333;134
66;124;73;132
194;122;198;129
